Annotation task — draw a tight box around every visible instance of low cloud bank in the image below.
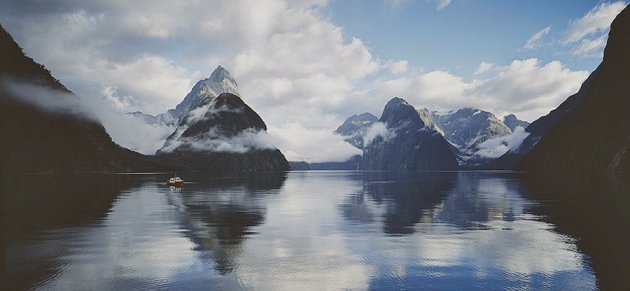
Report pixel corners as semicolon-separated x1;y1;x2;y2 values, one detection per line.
2;79;96;121
2;79;176;155
269;124;362;163
159;128;278;154
363;122;395;147
475;127;530;159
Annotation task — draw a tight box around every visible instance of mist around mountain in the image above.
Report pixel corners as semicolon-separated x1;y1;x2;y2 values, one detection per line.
503;114;530;132
362;97;459;171
0;24;160;173
332;103;531;170
431;108;514;166
146;65;289;171
155;92;289;171
3;3;629;176
0;25;287;173
334;113;378;149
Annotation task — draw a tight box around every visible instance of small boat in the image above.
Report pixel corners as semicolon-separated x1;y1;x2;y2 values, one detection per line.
167;176;184;186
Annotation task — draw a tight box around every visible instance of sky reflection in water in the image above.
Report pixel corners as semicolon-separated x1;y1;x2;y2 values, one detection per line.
1;171;598;290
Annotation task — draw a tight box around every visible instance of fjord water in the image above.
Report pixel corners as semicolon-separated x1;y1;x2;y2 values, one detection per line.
1;171;627;290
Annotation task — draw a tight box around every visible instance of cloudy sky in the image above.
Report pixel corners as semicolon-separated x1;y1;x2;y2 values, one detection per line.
0;0;626;161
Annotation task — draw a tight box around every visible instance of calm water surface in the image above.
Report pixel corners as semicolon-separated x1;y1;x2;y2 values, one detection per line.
1;171;627;290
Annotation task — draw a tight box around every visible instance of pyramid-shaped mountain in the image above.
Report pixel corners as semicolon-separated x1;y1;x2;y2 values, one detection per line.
156;72;289;171
363;97;459;171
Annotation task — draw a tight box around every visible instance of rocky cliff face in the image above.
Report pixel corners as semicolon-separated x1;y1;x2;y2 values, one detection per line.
503;114;530;132
480;68;601;170
518;5;630;177
433;108;512;166
168;66;239;122
0;25;158;173
156;93;289;172
339;105;527;169
363;97;459;171
334;112;378;149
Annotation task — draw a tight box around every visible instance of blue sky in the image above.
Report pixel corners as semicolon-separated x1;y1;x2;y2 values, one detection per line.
0;0;626;161
328;0;605;78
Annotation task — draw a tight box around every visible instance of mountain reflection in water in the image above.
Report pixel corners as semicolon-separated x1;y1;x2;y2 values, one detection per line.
1;171;626;290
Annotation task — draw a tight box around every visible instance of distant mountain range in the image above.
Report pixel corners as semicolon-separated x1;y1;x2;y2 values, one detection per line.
329;4;629;175
333;103;529;170
431;108;522;166
362;97;459;171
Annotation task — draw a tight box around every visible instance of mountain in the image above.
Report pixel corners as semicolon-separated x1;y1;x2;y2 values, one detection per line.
0;24;158;173
334;112;378;149
433;108;512;166
363;97;459;171
503;114;529;132
416;108;445;135
130;66;239;126
169;66;239;121
518;5;630;177
156;92;289;171
338;106;518;168
482;70;601;170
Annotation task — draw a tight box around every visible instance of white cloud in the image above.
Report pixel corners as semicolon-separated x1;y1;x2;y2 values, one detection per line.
101;85;135;111
523;26;551;50
384;0;452;11
475;126;530;159
269;124;362;163
2;78;176;154
79;90;178;155
571;35;608;57
0;0;596;162
474;62;494;75
360;59;588;121
433;0;453;11
160;128;279;154
387;60;409;75
563;1;627;44
1;79;96;121
0;0;380;161
363;122;394;146
563;1;627;56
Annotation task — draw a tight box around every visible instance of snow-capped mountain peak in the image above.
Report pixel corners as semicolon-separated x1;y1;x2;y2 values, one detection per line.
130;65;240;128
169;66;239;121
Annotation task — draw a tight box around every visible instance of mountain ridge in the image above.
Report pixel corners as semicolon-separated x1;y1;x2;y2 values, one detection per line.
0;24;159;173
363;97;459;171
517;5;630;177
